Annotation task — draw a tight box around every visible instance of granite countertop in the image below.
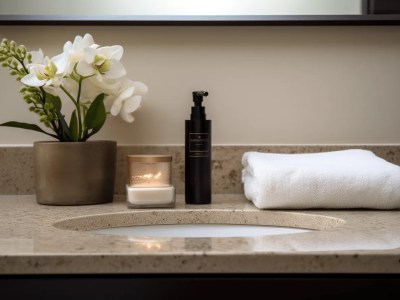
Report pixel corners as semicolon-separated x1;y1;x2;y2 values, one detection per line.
1;194;400;275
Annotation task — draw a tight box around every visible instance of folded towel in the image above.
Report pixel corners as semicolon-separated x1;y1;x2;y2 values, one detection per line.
241;149;400;209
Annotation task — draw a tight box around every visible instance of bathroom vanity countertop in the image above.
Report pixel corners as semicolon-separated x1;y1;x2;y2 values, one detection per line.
1;194;400;274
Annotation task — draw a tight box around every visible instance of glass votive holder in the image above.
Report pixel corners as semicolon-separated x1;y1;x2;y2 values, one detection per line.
126;155;175;208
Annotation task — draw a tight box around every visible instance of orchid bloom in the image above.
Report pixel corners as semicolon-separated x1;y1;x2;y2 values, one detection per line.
76;45;127;81
21;56;63;87
1;34;148;142
52;33;98;74
109;79;148;123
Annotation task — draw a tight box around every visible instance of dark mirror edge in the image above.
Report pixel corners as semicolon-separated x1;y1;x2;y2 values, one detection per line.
1;15;400;25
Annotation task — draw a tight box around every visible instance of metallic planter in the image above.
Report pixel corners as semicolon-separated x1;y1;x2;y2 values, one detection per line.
33;140;117;205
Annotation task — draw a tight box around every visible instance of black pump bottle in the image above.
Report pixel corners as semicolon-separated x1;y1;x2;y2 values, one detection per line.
185;91;211;204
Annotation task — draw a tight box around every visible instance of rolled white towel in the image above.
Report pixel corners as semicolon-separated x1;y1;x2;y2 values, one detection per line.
241;149;400;209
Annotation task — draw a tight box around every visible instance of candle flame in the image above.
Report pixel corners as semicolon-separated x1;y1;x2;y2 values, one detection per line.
154;171;162;179
130;170;168;187
140;171;162;181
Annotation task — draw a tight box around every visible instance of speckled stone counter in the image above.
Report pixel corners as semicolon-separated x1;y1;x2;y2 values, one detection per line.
1;194;400;275
2;145;400;195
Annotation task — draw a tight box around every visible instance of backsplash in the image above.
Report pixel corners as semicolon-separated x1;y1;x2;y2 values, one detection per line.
1;145;399;195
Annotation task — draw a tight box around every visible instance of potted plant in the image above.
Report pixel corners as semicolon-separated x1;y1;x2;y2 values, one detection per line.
0;33;147;205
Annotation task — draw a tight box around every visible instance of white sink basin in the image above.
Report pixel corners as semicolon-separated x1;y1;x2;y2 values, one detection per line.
90;224;311;238
54;210;344;239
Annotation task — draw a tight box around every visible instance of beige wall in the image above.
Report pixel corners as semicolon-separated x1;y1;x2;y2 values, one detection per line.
0;26;400;146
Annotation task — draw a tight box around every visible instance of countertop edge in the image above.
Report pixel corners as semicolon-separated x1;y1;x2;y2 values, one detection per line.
1;253;400;275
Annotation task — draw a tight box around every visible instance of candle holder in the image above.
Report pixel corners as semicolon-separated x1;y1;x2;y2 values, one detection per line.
126;155;175;208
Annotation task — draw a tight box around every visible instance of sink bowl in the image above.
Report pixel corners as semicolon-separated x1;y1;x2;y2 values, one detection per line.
53;210;344;238
52;208;400;252
90;224;311;238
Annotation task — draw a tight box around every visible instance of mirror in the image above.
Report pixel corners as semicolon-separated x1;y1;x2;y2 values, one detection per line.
0;0;400;25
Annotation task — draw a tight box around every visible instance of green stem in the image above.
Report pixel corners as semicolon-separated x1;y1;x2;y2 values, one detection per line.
60;85;78;107
60;84;82;141
15;56;29;74
76;77;84;141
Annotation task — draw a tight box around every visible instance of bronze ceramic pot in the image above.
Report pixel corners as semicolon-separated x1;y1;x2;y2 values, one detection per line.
33;140;117;205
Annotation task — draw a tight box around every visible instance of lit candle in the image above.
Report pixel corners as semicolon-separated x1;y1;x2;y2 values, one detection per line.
126;155;175;208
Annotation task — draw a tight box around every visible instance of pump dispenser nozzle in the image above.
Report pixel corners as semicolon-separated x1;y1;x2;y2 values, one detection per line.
191;91;208;120
193;91;209;106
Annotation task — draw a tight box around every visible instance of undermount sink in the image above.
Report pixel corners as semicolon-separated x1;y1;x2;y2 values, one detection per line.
53;210;344;238
90;224;311;238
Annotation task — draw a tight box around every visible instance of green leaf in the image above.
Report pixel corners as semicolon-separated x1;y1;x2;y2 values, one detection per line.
0;121;59;140
56;111;72;142
47;95;72;142
46;93;62;111
85;93;106;131
69;110;79;142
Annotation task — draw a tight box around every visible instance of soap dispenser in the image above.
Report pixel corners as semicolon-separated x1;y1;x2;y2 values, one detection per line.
185;91;211;204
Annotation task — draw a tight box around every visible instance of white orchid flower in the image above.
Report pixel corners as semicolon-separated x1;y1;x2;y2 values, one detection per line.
52;33;98;74
76;45;127;81
88;75;122;96
109;79;148;123
1;33;148;143
21;56;63;87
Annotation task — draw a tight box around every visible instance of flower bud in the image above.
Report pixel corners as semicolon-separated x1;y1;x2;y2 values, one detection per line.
18;46;26;54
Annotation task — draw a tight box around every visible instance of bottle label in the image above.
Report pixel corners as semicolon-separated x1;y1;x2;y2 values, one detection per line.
189;133;210;157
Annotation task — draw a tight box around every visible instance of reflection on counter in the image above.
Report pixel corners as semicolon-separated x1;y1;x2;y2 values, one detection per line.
128;237;173;252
